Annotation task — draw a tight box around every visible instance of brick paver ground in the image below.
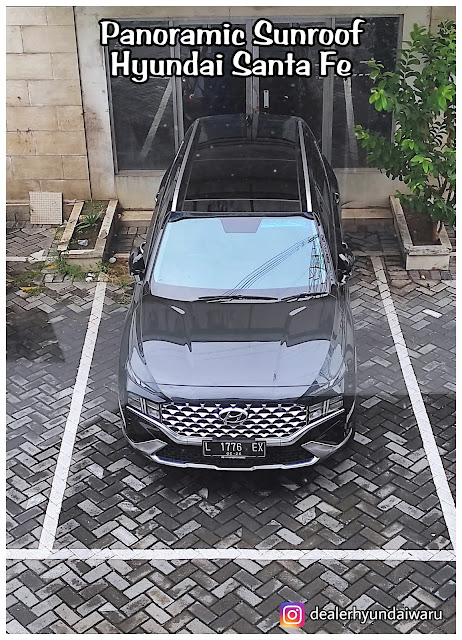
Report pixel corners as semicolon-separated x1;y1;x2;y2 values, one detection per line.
6;223;455;633
6;223;56;257
52;262;451;553
6;558;455;634
7;280;95;548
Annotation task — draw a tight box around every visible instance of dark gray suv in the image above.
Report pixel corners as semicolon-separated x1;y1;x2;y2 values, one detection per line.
119;113;356;470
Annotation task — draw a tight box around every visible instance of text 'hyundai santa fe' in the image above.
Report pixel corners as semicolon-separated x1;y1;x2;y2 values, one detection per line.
119;113;356;470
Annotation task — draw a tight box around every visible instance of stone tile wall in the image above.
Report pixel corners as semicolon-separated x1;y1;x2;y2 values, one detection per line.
6;6;90;202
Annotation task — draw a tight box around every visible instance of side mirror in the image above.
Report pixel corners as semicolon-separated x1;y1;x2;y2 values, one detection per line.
129;243;146;279
338;242;355;284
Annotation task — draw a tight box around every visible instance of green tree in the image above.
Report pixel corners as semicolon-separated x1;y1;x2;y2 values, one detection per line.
355;21;455;239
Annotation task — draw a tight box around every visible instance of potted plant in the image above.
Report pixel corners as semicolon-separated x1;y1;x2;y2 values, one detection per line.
355;21;455;270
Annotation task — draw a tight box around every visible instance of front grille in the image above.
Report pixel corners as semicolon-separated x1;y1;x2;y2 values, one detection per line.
160;402;308;440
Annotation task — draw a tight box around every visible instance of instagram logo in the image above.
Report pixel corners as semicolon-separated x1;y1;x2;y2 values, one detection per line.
280;603;305;627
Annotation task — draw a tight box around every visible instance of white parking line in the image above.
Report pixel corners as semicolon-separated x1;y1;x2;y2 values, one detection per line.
371;256;456;551
38;281;107;552
5;548;456;562
7;256;455;565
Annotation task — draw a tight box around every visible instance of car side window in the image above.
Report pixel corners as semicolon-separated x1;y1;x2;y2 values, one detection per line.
144;128;194;254
303;126;338;263
322;156;343;255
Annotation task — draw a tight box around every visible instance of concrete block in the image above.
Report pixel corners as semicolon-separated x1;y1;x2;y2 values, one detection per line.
12;155;63;180
34;130;86;155
22;26;76;53
51;53;79;79
28;80;81;106
39;179;90;201
6;157;14;186
56;106;84;131
6;179;41;201
7;53;53;80
46;7;75;25
6;26;23;53
7;131;36;155
6;7;47;26
6;80;30;106
7;106;58;132
63;156;89;180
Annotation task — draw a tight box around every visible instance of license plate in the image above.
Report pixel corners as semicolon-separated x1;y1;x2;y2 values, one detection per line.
202;440;266;458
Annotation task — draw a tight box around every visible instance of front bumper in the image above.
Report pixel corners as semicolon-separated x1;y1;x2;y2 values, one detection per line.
120;400;355;471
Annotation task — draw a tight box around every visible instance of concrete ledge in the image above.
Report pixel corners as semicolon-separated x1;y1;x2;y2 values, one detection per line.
62;199;119;268
341;207;392;221
390;196;452;270
119;210;153;226
57;201;83;252
119;209;392;227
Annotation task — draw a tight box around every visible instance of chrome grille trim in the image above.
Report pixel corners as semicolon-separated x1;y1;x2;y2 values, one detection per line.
126;405;345;447
161;402;307;440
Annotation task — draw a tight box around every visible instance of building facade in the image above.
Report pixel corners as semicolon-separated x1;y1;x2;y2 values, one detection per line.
6;5;455;211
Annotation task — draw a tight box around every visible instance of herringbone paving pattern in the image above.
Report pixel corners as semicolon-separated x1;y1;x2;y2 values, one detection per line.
6;558;455;633
6;224;56;257
7;283;95;547
49;257;451;554
383;256;455;499
6;224;455;632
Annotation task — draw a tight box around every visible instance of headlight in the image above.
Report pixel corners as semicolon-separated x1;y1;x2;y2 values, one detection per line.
309;397;343;423
327;397;343;414
309;401;324;422
127;391;143;411
127;392;162;421
145;399;161;420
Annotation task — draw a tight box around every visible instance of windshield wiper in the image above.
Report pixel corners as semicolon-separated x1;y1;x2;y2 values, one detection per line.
280;291;330;302
197;294;278;302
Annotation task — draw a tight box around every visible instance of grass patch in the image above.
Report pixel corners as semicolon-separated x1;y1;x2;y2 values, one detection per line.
11;264;44;287
104;260;133;289
56;253;86;280
7;262;45;296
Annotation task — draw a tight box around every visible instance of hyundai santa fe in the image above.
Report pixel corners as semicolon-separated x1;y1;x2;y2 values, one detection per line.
118;113;356;470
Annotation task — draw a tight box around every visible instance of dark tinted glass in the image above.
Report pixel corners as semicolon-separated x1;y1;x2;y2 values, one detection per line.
258;22;325;143
180;26;246;132
108;21;176;171
332;17;400;168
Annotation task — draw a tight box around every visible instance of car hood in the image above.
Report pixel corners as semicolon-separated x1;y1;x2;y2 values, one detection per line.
132;293;344;394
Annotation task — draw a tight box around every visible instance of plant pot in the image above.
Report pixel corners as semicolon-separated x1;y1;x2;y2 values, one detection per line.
57;199;119;269
390;196;452;270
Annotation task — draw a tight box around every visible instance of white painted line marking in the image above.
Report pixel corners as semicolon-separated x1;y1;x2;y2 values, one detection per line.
5;548;456;562
371;256;456;551
422;308;442;319
38;281;107;552
7;254;453;566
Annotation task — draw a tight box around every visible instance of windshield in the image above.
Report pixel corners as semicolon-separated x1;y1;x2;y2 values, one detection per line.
151;215;332;299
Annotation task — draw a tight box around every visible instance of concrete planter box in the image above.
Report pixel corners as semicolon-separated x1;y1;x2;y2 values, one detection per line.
57;199;118;269
390;196;452;270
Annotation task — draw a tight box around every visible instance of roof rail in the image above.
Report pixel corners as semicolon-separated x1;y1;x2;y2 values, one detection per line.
298;120;312;213
171;119;200;212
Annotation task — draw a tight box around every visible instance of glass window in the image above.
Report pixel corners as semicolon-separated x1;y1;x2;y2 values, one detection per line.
332;17;400;168
258;22;325;144
106;17;399;172
151;215;330;298
108;21;176;170
180;24;247;132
